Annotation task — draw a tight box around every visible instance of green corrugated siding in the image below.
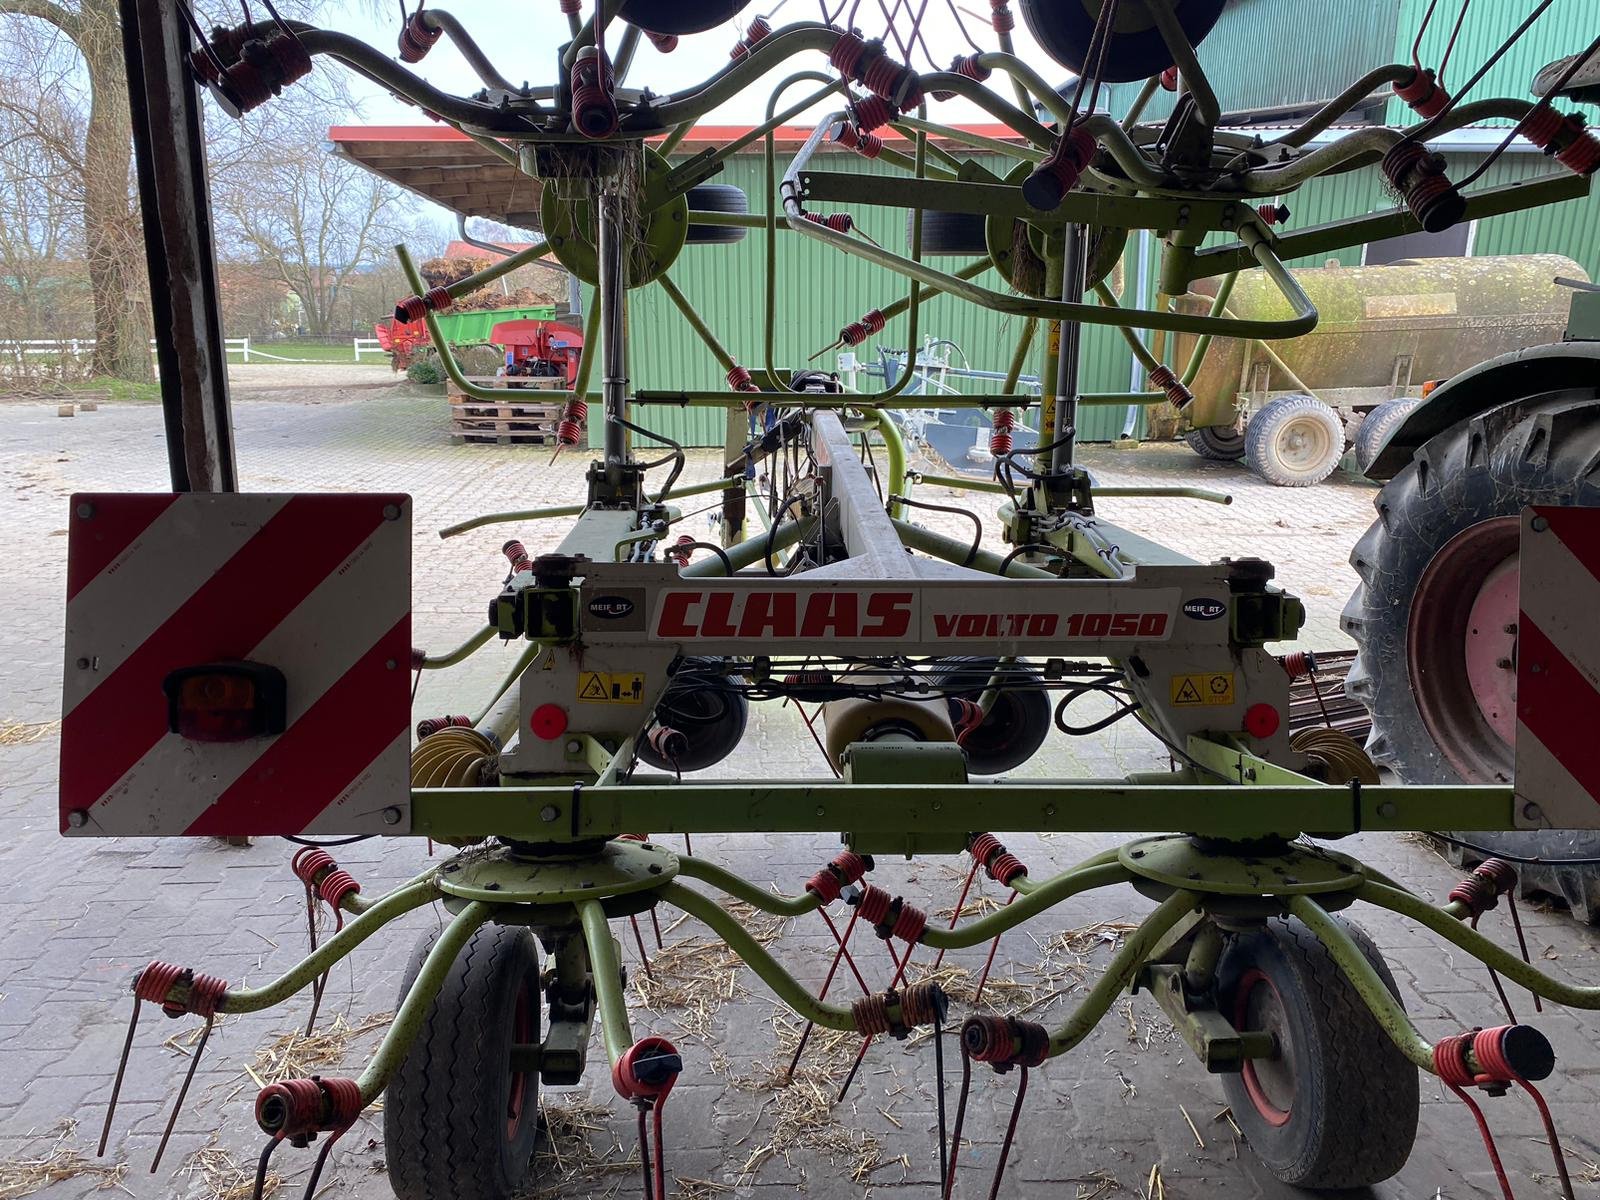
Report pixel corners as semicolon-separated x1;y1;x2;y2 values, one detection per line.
1108;0;1398;123
601;151;1138;448
1388;0;1588;126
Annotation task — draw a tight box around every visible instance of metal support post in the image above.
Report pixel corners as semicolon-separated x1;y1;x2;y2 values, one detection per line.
1051;224;1087;473
596;189;629;467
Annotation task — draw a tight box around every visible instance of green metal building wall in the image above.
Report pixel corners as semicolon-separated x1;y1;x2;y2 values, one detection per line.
606;151;1143;449
610;0;1598;448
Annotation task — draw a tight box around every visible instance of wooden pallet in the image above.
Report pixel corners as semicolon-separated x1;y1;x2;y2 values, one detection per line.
448;377;566;445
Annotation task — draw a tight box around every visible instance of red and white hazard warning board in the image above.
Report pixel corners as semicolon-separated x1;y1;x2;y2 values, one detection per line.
1515;506;1600;830
60;493;412;837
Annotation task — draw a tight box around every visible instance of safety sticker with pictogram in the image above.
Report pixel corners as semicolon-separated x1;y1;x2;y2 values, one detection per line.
576;670;646;704
1170;672;1235;706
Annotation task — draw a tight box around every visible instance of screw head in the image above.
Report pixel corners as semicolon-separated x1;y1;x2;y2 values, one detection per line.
1044;805;1056;817
382;503;401;521
75;657;90;669
382;806;402;825
1377;801;1398;818
565;740;583;754
385;658;397;670
76;502;94;520
540;804;559;823
1531;515;1549;532
66;808;88;828
1522;801;1543;822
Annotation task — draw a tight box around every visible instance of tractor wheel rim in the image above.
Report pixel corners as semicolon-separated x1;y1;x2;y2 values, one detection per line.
1278;417;1332;472
1235;968;1294;1126
506;979;535;1140
1408;516;1520;782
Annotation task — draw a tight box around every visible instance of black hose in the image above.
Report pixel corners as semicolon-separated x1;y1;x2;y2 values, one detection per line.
1053;685;1140;735
672;541;734;576
618;415;686;501
997;543;1060;575
890;495;983;567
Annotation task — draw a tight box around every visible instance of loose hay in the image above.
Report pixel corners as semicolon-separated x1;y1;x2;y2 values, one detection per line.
0;1121;127;1198
250;1011;394;1085
0;719;59;747
629;900;789;1039
524;1098;637;1199
719;1012;890;1186
181;1144;280;1200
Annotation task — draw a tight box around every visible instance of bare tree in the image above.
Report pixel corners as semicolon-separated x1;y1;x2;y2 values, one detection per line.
0;1;148;379
209;78;418;336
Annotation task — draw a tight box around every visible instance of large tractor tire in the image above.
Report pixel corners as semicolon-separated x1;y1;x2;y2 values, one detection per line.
1184;424;1246;462
1342;393;1600;921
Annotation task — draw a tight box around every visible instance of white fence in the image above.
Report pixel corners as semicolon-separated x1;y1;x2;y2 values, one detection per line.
353;337;385;360
1;337;255;361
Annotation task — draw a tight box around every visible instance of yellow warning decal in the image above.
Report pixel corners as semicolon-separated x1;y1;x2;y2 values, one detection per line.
576;670;646;704
1170;672;1235;707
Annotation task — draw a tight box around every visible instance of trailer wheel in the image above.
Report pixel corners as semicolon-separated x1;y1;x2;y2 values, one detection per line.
1244;395;1344;486
1353;397;1421;475
1184;424;1245;461
1218;915;1418;1189
1343;393;1600;921
930;657;1051;774
385;924;542;1200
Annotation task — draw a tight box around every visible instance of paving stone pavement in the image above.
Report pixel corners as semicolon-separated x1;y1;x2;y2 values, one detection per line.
1;383;1597;1199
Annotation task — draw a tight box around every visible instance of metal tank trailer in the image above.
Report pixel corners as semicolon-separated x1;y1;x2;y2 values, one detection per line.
1173;253;1587;484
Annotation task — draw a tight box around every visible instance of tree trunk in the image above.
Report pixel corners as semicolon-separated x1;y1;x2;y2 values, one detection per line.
79;3;150;381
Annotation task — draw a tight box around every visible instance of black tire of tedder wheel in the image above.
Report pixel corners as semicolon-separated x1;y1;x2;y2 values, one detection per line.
906;209;989;256
1217;914;1418;1190
637;656;750;772
385;924;542;1200
685;184;749;245
1342;394;1600;923
930;657;1052;774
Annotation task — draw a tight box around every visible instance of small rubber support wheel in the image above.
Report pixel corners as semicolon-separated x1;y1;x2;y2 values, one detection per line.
685;184;749;245
1184;424;1245;461
385;924;542;1200
1020;0;1227;82
613;0;751;34
930;657;1052;774
907;210;989;256
637;656;750;772
1353;397;1421;475
1217;915;1418;1189
1244;394;1345;486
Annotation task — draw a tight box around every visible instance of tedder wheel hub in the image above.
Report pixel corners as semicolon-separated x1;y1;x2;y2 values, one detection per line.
1407;515;1520;781
1119;835;1364;897
436;839;680;906
539;148;688;288
1234;968;1296;1125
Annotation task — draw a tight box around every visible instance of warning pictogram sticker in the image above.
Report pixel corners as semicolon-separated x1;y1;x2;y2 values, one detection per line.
1170;672;1235;707
576;670;646;704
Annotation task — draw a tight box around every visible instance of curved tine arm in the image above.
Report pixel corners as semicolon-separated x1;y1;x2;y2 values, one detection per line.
921;862;1134;950
415;9;519;94
1009;846;1127;896
673;857;825;917
659;882;860;1032
1286;895;1435;1071
355;900;496;1103
1048;889;1199;1057
577;899;637;1066
418;623;498;668
220;878;442;1014
1147;0;1219;127
1269;64;1415;148
781;118;1318;339
652;24;844;124
1355;880;1600;1010
298;31;541;131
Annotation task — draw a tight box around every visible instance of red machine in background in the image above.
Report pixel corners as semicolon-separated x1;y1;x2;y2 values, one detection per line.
490;318;584;387
373;316;429;369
